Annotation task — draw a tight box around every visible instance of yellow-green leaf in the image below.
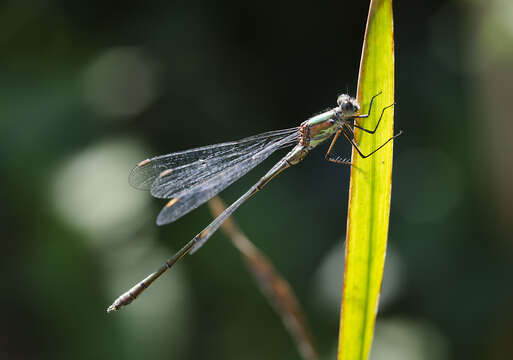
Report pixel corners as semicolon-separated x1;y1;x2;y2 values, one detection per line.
338;0;395;359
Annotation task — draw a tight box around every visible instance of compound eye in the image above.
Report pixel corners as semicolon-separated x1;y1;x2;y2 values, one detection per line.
341;101;353;112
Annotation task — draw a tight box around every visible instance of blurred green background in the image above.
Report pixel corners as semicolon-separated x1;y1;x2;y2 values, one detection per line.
2;0;513;359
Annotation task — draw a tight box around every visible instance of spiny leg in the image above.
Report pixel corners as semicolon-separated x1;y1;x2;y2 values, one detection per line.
325;129;352;165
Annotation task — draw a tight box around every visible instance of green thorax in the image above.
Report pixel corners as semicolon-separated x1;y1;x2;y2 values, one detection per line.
303;109;339;148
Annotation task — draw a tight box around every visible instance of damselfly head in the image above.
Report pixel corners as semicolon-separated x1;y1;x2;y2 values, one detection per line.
337;94;360;116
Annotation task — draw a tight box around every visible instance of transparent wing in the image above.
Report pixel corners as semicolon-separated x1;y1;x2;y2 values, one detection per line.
129;127;298;196
155;131;298;225
130;129;298;225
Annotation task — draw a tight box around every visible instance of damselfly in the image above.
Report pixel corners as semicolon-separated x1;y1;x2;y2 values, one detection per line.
107;92;401;312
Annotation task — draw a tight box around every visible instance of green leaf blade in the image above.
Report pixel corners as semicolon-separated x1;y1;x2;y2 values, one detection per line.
338;1;395;360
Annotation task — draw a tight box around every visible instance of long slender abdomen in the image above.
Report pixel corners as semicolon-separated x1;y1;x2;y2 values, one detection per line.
107;150;301;312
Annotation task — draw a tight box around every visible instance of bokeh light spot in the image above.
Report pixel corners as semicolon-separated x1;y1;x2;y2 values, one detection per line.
370;318;449;360
81;47;160;118
314;242;403;317
51;138;151;242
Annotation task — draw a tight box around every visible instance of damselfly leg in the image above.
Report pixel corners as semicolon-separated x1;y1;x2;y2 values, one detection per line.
325;94;400;164
353;102;395;134
341;127;403;159
325;130;351;165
